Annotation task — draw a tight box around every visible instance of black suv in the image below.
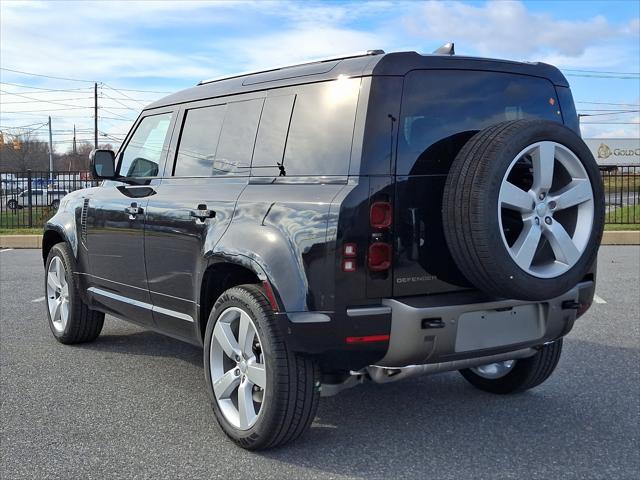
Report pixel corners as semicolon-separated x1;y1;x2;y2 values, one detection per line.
42;50;604;450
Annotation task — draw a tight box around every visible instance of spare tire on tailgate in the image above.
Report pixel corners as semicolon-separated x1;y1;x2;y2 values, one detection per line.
442;119;604;301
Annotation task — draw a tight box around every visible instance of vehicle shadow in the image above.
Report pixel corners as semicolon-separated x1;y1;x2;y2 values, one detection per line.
74;324;638;479
259;338;638;479
78;329;203;368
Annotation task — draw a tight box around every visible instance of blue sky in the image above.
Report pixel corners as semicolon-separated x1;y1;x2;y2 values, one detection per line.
1;0;638;150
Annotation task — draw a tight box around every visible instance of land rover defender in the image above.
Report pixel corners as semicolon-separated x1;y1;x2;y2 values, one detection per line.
42;50;604;449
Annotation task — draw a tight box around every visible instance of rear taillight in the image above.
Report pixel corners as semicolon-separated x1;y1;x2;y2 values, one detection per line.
345;334;390;344
368;242;391;271
370;202;392;229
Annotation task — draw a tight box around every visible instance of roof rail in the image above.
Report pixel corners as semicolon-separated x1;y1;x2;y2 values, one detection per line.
197;49;385;86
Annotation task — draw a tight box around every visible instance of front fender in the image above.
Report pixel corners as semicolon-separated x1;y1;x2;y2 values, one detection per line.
43;197;83;261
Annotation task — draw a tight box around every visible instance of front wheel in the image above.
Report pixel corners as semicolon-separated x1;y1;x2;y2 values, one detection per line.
204;284;320;450
459;340;563;394
7;199;18;210
45;243;104;344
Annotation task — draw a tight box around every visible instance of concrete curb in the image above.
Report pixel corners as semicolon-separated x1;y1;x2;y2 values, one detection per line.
601;230;640;245
0;235;43;249
1;231;639;249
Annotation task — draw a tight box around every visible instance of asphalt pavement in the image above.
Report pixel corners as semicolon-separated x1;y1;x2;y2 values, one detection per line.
1;247;639;479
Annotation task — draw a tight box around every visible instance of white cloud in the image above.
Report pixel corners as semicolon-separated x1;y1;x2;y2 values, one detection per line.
403;0;615;59
212;27;386;71
1;0;638;149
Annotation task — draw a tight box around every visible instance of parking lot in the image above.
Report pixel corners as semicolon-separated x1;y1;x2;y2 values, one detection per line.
1;246;638;479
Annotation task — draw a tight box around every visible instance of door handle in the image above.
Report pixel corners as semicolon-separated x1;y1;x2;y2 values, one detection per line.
190;204;216;222
125;202;143;219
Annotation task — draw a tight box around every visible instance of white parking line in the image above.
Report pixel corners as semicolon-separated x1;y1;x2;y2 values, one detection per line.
0;248;14;253
31;296;46;303
593;294;607;304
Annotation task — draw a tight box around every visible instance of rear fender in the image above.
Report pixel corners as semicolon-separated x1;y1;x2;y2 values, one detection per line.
211;222;308;312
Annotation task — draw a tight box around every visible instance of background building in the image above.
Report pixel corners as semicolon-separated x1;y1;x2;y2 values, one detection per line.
583;138;640;166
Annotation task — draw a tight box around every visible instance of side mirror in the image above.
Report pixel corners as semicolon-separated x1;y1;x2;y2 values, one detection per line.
90;149;116;179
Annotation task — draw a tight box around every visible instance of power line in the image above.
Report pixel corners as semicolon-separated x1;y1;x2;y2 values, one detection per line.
99;91;141;111
577;110;640;117
2;106;88;113
0;67;95;83
0;82;94;93
565;73;640;79
563;68;640;75
0;89;91;108
98;115;135;122
100;108;136;120
576;101;640;107
102;83;148;107
0;122;48;129
577;108;640;112
1;96;94;104
102;86;172;94
580;122;640;124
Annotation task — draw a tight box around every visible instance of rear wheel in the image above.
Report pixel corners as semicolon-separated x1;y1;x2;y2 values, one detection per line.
204;285;320;450
7;199;18;210
459;340;563;394
45;243;104;344
50;199;60;210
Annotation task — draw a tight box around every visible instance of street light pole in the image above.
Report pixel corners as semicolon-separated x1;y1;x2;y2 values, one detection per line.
94;82;98;150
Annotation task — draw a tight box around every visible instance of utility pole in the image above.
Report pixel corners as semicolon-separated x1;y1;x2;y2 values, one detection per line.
48;116;53;173
94;82;98;149
73;124;77;155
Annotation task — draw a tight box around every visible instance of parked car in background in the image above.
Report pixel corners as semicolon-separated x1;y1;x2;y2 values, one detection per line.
7;189;68;210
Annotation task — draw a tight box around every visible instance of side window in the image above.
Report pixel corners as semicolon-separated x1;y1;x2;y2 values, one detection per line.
281;78;360;176
174;98;263;177
174;104;226;177
214;99;263;175
119;113;173;178
251;94;295;176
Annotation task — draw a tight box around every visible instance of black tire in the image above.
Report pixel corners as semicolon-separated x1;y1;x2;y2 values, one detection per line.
204;284;320;450
45;243;104;344
460;339;563;394
442;120;604;301
7;199;18;210
50;199;60;210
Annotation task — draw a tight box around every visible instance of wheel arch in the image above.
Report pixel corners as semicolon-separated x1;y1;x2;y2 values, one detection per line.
42;227;69;265
198;256;277;342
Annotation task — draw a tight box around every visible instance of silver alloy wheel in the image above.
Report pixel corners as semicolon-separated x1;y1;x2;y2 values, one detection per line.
471;360;516;379
46;256;70;333
498;141;594;278
209;306;267;431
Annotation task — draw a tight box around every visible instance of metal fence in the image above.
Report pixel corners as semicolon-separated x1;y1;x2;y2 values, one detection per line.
1;166;639;230
0;170;98;229
600;165;639;225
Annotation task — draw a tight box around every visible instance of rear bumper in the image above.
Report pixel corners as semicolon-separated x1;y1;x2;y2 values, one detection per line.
376;281;594;367
277;281;594;371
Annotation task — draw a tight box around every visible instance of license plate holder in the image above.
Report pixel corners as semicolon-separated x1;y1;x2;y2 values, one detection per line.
454;304;543;352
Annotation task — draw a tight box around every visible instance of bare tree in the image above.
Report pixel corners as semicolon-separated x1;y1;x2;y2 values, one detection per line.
0;132;51;172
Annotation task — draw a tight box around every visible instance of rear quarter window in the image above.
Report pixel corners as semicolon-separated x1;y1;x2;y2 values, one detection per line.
398;70;562;175
251;78;360;177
